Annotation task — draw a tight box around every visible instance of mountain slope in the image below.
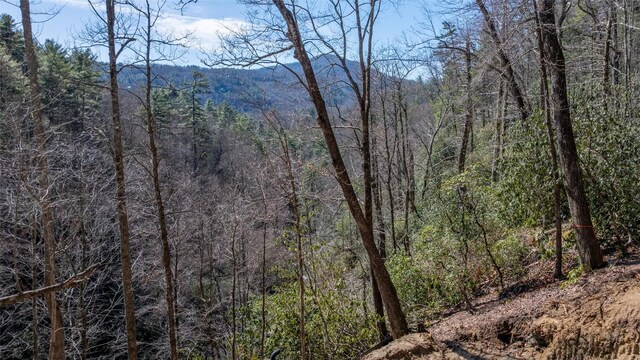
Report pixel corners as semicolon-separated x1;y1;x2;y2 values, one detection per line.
117;57;360;112
362;251;640;359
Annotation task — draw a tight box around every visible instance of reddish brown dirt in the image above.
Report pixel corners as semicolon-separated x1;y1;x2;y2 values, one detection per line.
362;251;640;359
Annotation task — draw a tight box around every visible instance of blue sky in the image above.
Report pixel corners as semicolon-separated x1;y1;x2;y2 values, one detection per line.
1;0;438;65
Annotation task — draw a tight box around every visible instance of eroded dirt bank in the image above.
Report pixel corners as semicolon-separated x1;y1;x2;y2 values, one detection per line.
362;253;640;359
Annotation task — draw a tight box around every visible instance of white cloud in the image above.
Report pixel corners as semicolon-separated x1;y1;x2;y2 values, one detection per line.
41;0;251;63
156;14;249;51
45;0;249;49
45;0;92;9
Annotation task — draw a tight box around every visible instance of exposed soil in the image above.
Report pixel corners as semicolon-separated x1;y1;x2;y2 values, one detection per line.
362;250;640;359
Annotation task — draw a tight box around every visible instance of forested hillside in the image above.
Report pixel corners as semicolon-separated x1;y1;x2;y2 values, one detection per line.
117;57;358;112
0;0;639;359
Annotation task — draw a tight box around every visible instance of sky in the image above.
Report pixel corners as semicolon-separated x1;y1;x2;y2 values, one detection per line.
1;0;438;66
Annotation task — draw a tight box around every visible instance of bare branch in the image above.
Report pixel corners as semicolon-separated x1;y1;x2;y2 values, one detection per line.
0;264;100;307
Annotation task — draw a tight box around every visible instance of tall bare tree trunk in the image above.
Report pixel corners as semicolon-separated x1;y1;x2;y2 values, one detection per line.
491;79;506;182
458;37;474;173
354;1;395;336
533;0;564;279
281;132;307;360
603;6;613;97
265;112;307;358
31;219;40;360
539;0;604;271
475;0;530;122
272;0;408;339
259;184;268;359
191;90;198;175
19;1;65;358
231;222;237;360
173;242;180;338
382;106;398;250
140;2;178;357
291;181;306;360
78;194;89;360
105;1;138;357
611;3;620;88
371;139;389;340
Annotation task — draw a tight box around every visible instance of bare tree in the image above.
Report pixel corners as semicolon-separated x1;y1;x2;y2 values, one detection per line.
268;0;409;339
458;34;474;173
102;0;139;356
18;1;65;358
0;265;99;306
206;0;409;339
538;0;604;271
475;0;530;122
532;0;564;278
125;0;187;357
261;109;308;359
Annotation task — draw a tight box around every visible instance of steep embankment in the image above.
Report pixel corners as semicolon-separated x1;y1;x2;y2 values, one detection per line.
363;252;640;359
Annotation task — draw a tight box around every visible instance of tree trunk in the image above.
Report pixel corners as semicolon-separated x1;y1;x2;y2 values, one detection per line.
491;78;506;182
603;8;613;97
458;37;474;173
261;209;267;359
30;215;40;360
611;3;620;87
383;106;398;250
355;2;392;338
173;241;180;340
140;3;178;357
533;0;564;279
538;0;604;271
192;90;198;175
230;223;237;360
272;0;409;339
78;197;89;360
288;156;306;360
475;0;530;122
398;97;411;254
371;139;389;340
19;1;65;358
105;1;138;357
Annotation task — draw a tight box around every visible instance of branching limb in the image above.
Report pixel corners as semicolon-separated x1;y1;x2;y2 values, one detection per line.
0;264;100;307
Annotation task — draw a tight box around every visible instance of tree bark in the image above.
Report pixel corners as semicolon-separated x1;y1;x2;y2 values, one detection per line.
533;0;564;279
538;0;604;271
382;100;398;250
284;135;307;360
141;2;178;357
603;9;613;97
352;2;394;335
611;3;620;87
475;0;530;122
458;37;474;173
0;265;98;306
230;223;237;360
371;139;389;340
491;78;506;182
271;0;409;339
19;1;65;358
105;1;139;357
260;187;268;359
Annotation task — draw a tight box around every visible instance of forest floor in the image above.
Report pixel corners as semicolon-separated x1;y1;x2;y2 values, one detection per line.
362;247;640;359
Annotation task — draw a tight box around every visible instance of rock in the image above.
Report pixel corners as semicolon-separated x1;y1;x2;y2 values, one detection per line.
529;316;560;347
361;333;436;360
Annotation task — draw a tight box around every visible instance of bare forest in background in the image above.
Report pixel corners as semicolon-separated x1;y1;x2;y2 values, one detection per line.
1;0;639;359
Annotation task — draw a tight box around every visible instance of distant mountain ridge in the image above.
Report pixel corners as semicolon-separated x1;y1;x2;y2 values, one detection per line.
118;56;361;113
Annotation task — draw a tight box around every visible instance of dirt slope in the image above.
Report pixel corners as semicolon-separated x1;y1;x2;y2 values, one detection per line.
362;253;640;359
